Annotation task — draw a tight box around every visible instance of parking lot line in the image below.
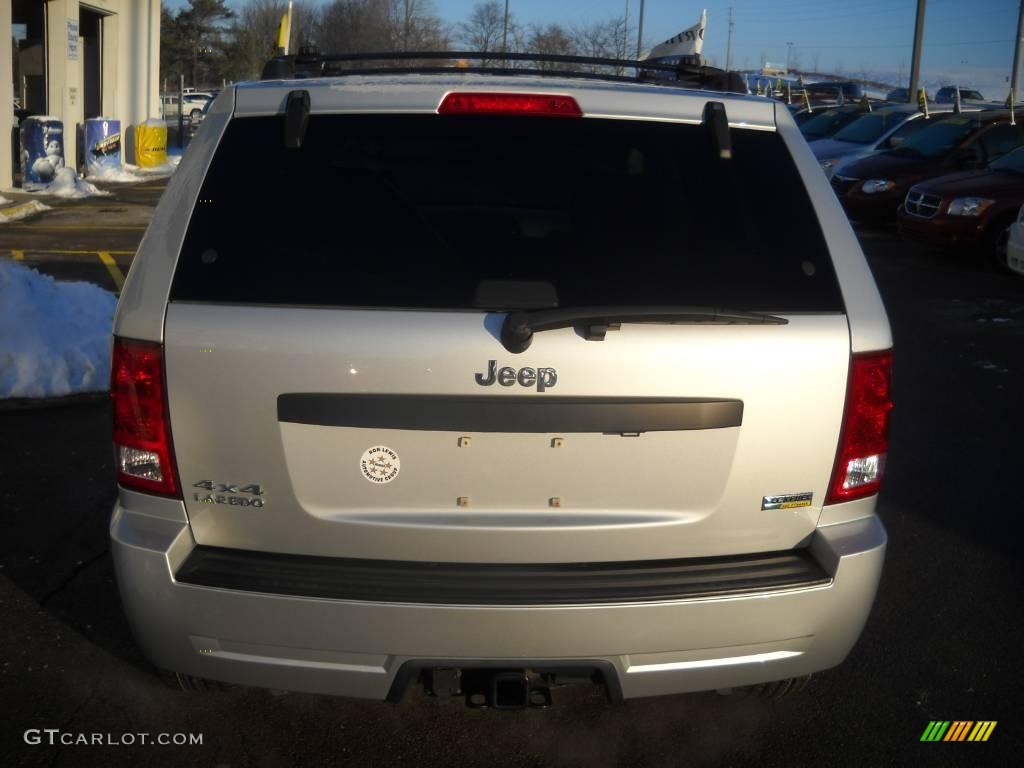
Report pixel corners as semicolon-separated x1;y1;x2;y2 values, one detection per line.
97;251;126;291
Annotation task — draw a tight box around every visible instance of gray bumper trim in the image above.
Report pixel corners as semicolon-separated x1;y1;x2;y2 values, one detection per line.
175;546;830;605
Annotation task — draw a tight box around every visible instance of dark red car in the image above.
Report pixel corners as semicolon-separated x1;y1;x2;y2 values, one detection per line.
831;110;1024;223
898;145;1024;266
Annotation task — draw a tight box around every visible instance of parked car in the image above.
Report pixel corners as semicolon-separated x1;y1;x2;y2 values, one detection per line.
804;81;865;101
935;86;984;104
110;53;892;707
800;104;875;142
160;91;214;120
1006;204;1024;275
813;105;932;178
898;145;1024;266
831;110;1024;222
885;87;931;103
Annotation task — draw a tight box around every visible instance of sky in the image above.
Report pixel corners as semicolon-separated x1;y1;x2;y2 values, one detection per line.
168;0;1021;96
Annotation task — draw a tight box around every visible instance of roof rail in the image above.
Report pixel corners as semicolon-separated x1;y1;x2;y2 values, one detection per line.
259;50;748;94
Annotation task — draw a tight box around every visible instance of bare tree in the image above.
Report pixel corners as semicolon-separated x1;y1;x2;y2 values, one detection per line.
525;23;576;70
317;0;392;55
458;1;508;61
569;16;630;73
226;0;319;81
387;0;448;52
570;16;629;59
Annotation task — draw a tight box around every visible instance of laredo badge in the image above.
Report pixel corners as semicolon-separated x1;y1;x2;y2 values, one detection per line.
360;446;401;484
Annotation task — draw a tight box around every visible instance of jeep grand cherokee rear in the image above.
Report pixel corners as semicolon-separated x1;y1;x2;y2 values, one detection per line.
109;72;891;706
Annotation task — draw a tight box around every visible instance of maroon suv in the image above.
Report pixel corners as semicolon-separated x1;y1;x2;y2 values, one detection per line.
898;145;1024;265
831;110;1024;223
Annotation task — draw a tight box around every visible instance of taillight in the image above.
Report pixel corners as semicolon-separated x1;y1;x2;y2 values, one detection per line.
826;350;893;505
111;338;179;497
437;92;583;117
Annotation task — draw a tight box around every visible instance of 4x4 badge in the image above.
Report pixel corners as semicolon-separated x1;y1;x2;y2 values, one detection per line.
475;360;557;392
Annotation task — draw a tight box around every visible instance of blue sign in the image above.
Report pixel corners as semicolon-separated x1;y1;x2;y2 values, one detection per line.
84;118;122;177
21;117;65;188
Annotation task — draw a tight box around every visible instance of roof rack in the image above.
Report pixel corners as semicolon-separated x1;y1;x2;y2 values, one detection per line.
260;50;748;94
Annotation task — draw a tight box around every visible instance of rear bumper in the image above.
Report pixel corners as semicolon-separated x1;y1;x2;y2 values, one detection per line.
835;189;905;223
111;498;886;701
898;212;986;249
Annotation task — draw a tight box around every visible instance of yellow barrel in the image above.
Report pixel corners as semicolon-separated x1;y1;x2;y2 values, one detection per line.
134;121;168;167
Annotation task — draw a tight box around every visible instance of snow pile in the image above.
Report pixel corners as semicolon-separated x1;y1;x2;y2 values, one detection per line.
123;154;181;178
26;167;110;199
0;195;8;204
0;262;116;398
0;200;52;223
87;164;147;183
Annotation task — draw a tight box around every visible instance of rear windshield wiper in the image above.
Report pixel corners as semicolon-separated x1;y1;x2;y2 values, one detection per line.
500;306;788;353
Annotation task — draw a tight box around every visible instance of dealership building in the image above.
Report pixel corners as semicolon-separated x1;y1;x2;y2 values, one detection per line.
1;0;161;189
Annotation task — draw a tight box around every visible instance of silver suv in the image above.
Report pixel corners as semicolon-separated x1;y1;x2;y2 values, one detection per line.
110;53;892;708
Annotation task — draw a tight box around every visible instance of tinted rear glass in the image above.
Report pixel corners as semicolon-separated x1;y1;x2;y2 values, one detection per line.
892;115;981;158
800;109;864;139
171;114;843;312
833;111;910;144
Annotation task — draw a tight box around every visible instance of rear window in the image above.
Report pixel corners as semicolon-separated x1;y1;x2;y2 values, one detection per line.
170;114;843;312
800;109;864;140
833;111;909;145
892;115;982;158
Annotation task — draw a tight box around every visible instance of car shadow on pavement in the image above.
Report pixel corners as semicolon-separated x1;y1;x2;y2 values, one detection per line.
0;398;145;670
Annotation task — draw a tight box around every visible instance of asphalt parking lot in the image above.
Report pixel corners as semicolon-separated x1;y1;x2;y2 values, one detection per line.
1;184;1022;767
0;180;163;292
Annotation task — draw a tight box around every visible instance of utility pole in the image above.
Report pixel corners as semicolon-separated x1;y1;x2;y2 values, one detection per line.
636;0;646;60
908;0;927;104
1012;0;1024;101
502;0;510;52
726;7;734;72
624;0;630;60
786;41;794;73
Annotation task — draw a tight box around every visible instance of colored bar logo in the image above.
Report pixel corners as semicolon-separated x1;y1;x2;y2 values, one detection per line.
921;721;997;742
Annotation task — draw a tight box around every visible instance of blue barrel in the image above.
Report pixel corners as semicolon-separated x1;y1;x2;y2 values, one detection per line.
20;117;65;187
84;118;122;177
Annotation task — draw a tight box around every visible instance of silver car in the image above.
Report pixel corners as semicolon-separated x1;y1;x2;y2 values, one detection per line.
109;58;893;708
812;104;975;179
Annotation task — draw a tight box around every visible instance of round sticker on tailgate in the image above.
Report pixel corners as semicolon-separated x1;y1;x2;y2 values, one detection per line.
360;446;400;484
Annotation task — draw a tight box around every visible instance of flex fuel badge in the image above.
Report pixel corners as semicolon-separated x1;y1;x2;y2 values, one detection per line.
762;492;813;510
360;446;401;484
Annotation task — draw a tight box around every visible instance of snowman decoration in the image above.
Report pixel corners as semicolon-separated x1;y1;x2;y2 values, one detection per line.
29;124;65;183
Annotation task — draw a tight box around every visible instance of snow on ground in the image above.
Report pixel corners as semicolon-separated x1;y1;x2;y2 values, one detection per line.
122;154;181;178
0;195;9;204
25;167;110;199
0;262;116;398
0;200;52;223
87;164;148;183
